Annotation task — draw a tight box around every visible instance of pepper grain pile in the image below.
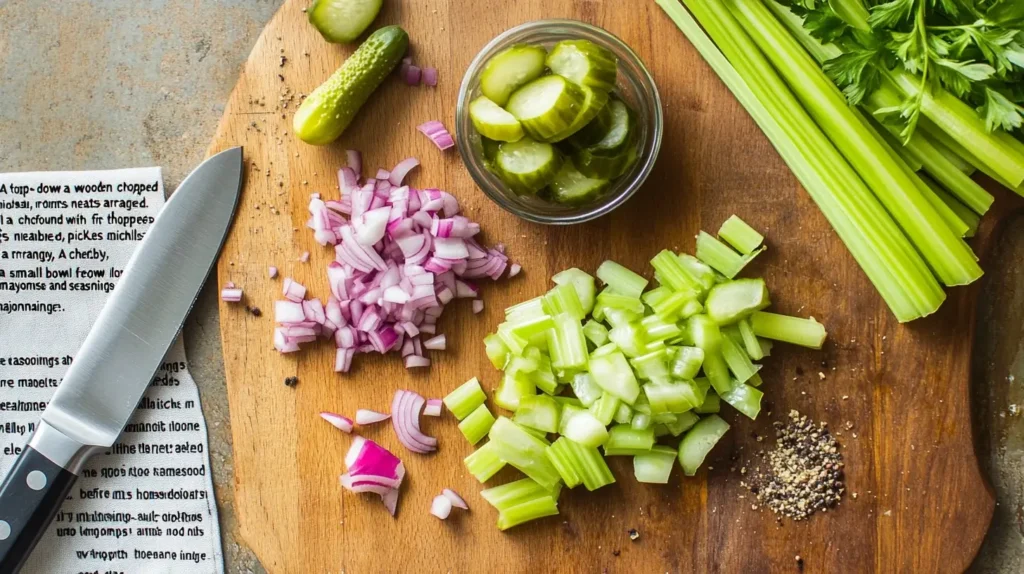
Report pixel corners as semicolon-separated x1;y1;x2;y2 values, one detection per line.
742;410;844;521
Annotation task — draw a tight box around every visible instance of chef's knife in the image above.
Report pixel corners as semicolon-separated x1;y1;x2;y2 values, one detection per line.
0;147;243;572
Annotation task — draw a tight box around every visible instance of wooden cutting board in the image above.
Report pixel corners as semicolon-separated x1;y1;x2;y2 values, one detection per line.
209;1;1012;571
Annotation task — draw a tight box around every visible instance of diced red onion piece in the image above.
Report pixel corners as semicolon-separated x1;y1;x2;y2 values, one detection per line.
442;488;468;510
283;277;307;302
269;266;278;279
221;288;243;302
355;409;391;425
472;299;484;314
335;348;355;372
430;494;452;519
275;300;305;323
404;64;421;85
417;121;455;150
424;399;443;417
354;207;391;246
404;355;431;368
299;251;310;263
345;436;366;468
391;390;437;453
346;150;362;178
320;412;353;433
389;158;419;186
423;334;446;351
423;67;438;87
509;263;522;277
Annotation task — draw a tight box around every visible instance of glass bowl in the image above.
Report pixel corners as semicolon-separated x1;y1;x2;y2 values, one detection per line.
456;19;663;225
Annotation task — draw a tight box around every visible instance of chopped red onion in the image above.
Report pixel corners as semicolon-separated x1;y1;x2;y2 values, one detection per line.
346;150;363;178
299;251;310;263
221;288;243;302
423;399;443;417
423;334;446;351
403;64;421;85
340;437;405;516
404;355;430;368
430;494;452;519
320;412;353;433
472;299;484;314
391;390;438;453
283;277;307;302
509;263;522;277
423;67;438;87
417;121;455;150
442;488;468;510
389;158;419;186
355;409;391;425
269;266;278;279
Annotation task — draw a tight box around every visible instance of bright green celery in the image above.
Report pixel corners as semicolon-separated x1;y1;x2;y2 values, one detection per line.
571;372;603;407
505;296;547;322
678;414;730;475
583;319;609;347
696;231;763;279
551;313;589;371
718;215;764;254
720;334;761;384
608;322;647;358
559;405;609;447
595;290;645;317
679;299;705;321
703;350;733;395
590;342;619;359
758;337;773;357
557;437;616;491
545;439;583;488
653;423;672;437
544;283;586;321
614;402;634;424
634;445;679;484
444;377;487;420
649;289;696;322
640;314;683;341
671;346;705;379
694;390;721;414
488;417;561;490
481;477;561;512
642;286;673;310
513;394;560;433
705;278;771;325
678;254;718;293
553;396;583;410
590;392;621;426
603;307;643;329
460;404;497;445
497;497;559;530
630;412;652;430
508;314;556;343
603;424;655;456
723;0;982;287
483;334;511;370
496;322;529;355
748;372;764;387
552;268;596;314
737;318;763;360
644;380;702;414
665;411;700;436
657;0;945;322
630;347;670;380
750;311;827;349
918;118;1024;195
464;441;506;482
597;260;649;299
720;383;763;419
922;175;980;238
494;372;537;411
524;347;559;395
505;352;539;380
687;314;722;353
651;249;703;294
588;351;641;404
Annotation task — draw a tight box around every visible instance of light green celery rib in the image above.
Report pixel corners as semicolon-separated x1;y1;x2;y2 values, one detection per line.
766;0;991;214
656;0;944;321
724;0;982;287
919;118;1024;195
930;136;976;176
921;175;980;238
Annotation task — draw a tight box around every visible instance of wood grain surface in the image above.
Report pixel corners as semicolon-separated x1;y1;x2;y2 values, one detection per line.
209;1;1008;571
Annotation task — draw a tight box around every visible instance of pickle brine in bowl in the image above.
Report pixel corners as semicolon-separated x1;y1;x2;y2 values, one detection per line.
456;20;663;225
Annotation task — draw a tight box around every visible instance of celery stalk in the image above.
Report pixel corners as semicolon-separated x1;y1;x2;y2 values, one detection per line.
718;215;764;254
603;424;656;455
614;402;634;425
590;392;621;426
705;278;771;325
720;383;763;419
465;441;506;482
678;414;730;475
488;417;561;490
696;231;763;278
582;319;609;347
481;477;560;511
656;0;945;321
483;334;511;370
494;372;536;411
651;250;703;294
737;318;763;360
720;334;761;384
597;260;649;299
551;313;589;371
694;390;721;414
571;373;603;407
919;118;1024;193
545;439;583;488
665;411;700;436
513;394;561;433
497;497;560;530
552;268;596;314
630;412;652;430
750;311;827;348
444;377;487;420
589;351;641;404
560;408;609;448
634;445;679;484
560;437;616;491
722;0;982;287
671;346;705;379
923;176;980;238
630;348;670;380
678;254;718;292
544;284;586;322
460;404;497;445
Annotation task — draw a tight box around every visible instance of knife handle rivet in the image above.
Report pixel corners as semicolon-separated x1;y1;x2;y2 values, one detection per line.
0;519;10;540
26;470;47;491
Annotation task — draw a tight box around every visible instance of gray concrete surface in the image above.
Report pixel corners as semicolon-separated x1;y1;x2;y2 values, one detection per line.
1;1;1022;572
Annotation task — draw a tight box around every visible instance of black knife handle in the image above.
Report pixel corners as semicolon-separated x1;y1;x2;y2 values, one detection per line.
0;445;77;573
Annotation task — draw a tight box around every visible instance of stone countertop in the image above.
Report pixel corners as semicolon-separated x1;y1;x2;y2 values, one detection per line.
1;1;1020;572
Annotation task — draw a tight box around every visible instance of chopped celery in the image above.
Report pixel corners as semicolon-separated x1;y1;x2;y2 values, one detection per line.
665;411;700;436
630;412;651;430
608;322;647;357
444;377;487;420
720;383;763;420
644;381;697;414
747;372;763;388
508;314;556;343
696;231;763;278
671;346;705;379
488;417;561;490
718;215;764;255
583;319;609;347
679;299;705;321
494;372;537;411
460;404;497;445
613;402;633;424
571;373;603;407
526;348;559;395
595;290;646;316
506;296;547;322
551;313;589;371
642;285;673;309
483;334;511;370
481;477;559;512
701;349;733;395
630;347;670;380
758;337;773;357
590;342;619;359
653;423;671;437
640;314;683;342
750;311;827;349
560;407;609;448
514;394;561;433
589;392;620;426
678;254;718;292
603;424;655;455
552;267;596;314
496;322;529;355
694;391;721;414
634;445;679;484
553;396;583;409
737;318;763;360
705;279;770;325
720;334;761;384
464;441;506;482
545;439;583;488
497;496;559;530
588;351;641;404
651;249;702;294
505;353;539;380
603;307;643;329
559;437;616;491
544;283;586;321
678;414;730;476
597;260;649;298
648;289;695;322
687;314;722;354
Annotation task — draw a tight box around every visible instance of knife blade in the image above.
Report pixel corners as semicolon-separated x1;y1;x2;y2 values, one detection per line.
0;147;243;573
